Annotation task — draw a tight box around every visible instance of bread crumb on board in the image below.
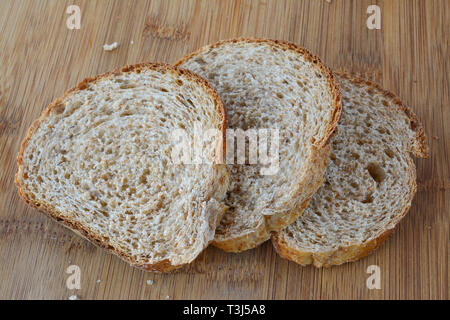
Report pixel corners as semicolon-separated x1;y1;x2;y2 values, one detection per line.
68;295;77;300
146;279;154;285
96;279;101;284
165;295;170;299
103;42;119;51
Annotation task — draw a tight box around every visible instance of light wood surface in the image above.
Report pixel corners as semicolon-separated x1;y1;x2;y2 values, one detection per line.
0;0;448;300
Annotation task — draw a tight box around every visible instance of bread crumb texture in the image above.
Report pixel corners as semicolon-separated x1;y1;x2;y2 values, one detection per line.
176;38;341;251
272;73;428;267
16;63;229;271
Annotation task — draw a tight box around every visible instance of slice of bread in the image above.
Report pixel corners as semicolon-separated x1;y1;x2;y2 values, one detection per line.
15;63;230;272
175;39;342;252
272;73;429;267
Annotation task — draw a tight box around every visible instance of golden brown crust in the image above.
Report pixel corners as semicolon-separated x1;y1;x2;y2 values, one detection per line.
212;194;314;253
272;227;395;267
212;221;270;252
15;62;227;272
272;73;425;267
175;38;342;252
272;202;408;267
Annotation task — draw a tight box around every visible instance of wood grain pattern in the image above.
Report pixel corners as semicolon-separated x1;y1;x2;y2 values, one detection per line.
0;0;448;299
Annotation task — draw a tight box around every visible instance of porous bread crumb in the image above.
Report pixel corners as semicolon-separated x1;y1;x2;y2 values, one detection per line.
68;295;77;300
146;280;154;285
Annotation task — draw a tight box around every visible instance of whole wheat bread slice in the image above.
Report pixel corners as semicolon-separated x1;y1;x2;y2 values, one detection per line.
175;39;342;252
15;63;230;272
272;73;428;267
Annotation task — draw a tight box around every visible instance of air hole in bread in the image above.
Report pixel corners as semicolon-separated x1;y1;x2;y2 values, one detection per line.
366;162;385;183
120;111;132;117
119;81;136;89
138;175;147;185
128;187;136;196
186;99;195;108
99;210;109;218
351;152;360;160
194;57;206;65
384;148;394;158
362;194;374;204
52;103;65;114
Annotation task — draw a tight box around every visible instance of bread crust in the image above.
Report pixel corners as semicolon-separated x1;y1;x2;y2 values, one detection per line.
15;62;227;272
272;72;428;267
175;38;342;252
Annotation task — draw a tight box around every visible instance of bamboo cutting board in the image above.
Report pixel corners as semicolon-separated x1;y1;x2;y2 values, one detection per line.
0;0;448;300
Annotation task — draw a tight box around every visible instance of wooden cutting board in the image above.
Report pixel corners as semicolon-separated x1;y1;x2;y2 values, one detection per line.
0;0;448;300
